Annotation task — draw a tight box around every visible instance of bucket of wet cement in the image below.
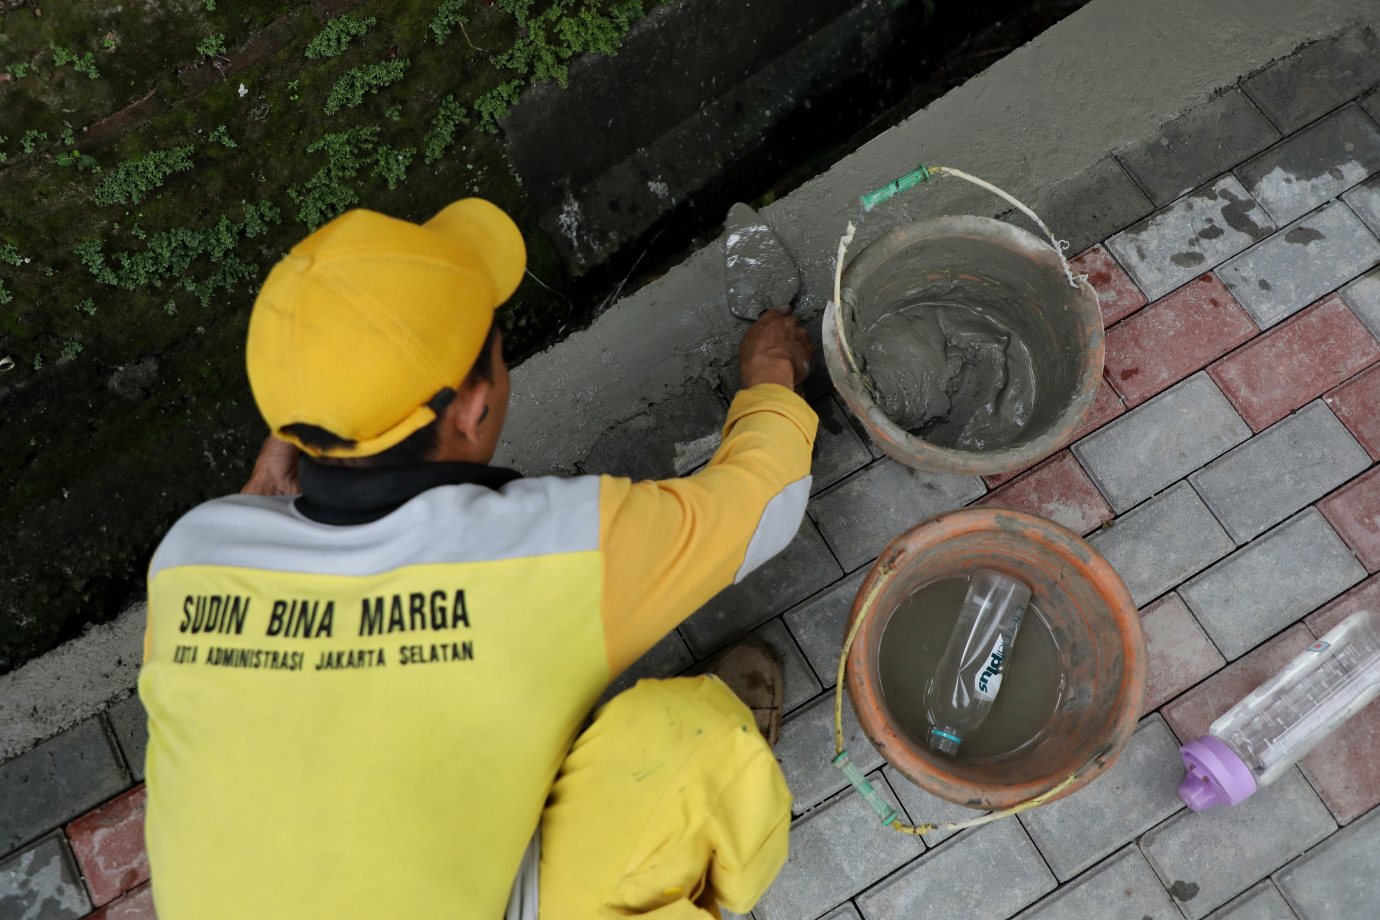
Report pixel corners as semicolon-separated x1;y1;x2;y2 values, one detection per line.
841;507;1145;811
823;214;1104;477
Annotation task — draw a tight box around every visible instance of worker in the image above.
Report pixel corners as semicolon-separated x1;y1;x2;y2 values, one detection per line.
138;198;818;920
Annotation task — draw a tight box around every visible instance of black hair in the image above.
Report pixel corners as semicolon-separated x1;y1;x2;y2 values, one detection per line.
281;322;499;467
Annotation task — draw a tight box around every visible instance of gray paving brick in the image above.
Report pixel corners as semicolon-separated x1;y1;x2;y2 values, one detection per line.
1141;767;1335;919
856;818;1055;920
1339;263;1380;341
783;570;866;691
1189;401;1371;544
1013;845;1181;920
808;460;985;573
1180;507;1366;660
777;690;882;815
680;517;843;657
1274;799;1380;920
1072;372;1251;514
1235;104;1380;226
1218;200;1380;330
881;765;985;847
105;693;149;784
0;716;129;855
818;904;861;920
1342;173;1380;238
1018;715;1186;881
1206;880;1299;920
579;379;728;479
0;832;91;920
1364;87;1380;127
812;397;874;495
755;775;920;920
751;617;824;714
1118;89;1281;206
1021;157;1155;256
1242;26;1380;135
1088;481;1235;607
598;629;695;707
1106;175;1276;301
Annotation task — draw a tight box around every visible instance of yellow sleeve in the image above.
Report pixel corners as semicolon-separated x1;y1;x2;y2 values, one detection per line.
599;383;818;677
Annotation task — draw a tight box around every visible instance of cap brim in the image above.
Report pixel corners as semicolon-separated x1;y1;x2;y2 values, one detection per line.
425;198;527;306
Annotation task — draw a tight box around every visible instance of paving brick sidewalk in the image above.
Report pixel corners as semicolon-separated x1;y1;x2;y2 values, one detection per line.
5;23;1380;920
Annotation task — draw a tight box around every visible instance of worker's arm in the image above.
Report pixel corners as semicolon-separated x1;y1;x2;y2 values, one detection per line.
599;310;818;677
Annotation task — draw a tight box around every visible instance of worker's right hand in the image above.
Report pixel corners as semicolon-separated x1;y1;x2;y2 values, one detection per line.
739;308;814;391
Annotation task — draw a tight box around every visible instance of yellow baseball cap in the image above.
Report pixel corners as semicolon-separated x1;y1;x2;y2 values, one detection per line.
246;198;525;458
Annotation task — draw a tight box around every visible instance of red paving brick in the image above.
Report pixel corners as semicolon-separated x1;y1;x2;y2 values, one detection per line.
1325;362;1380;460
981;377;1125;489
1161;623;1315;742
1104;274;1258;407
976;450;1112;535
1306;573;1380;637
1071;244;1148;326
1298;698;1380;825
85;881;155;920
1317;465;1380;572
1209;294;1380;432
66;784;148;907
1139;592;1225;714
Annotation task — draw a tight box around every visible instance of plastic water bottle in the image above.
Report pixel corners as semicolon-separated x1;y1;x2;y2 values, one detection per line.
1179;609;1380;811
925;569;1032;755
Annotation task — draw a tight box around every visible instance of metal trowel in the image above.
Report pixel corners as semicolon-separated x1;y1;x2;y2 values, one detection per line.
724;202;801;319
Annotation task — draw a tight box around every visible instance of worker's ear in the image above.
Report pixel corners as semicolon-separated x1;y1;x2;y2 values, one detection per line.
443;375;493;444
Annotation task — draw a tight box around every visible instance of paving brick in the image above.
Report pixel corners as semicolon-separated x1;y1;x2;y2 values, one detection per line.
1180;508;1366;660
680;517;843;657
1141;767;1335;919
1205;880;1300;920
1274;797;1380;920
85;882;155;920
984;379;1127;491
1012;845;1182;920
1343;173;1380;238
1317;465;1380;572
1105;273;1259;406
777;691;881;815
103;696;148;785
1140;592;1226;714
1106;176;1276;302
1018;715;1185;880
1073;372;1250;514
1023;157;1155;256
808;460;985;573
817;904;859;920
856;819;1054;920
1235;104;1380;226
1209;293;1380;431
755;775;919;920
1242;26;1380;135
1070;244;1148;327
751;617;823;714
1365;87;1380;125
1118;89;1281;206
782;570;866;691
1161;623;1316;742
1305;572;1380;636
598;629;695;707
1189;400;1371;544
1296;686;1380;826
975;451;1112;535
0;832;91;920
0;718;130;855
1087;481;1235;607
1340;265;1380;344
1217;201;1380;330
65;785;147;908
1324;362;1380;459
879;765;984;847
811;396;874;494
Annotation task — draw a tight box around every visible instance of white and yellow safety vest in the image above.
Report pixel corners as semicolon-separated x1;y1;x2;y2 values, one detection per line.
139;384;817;920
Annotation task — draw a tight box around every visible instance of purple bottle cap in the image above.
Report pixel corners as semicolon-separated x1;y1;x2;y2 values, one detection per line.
1178;736;1257;811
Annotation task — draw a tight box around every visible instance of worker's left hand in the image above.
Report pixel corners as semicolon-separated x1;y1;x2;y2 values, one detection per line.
241;435;302;496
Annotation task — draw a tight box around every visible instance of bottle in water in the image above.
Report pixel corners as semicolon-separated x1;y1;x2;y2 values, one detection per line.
925;569;1032;755
1179;609;1380;811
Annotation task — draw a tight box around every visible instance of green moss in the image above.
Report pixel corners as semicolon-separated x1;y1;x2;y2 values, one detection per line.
430;0;471;45
423;95;469;163
209;124;237;148
51;42;99;79
20;129;46;154
286;126;382;229
197;33;227;58
61;339;84;360
93;146;196;206
474;79;521;133
75;298;96;315
0;278;11;305
0;243;21;267
305;13;376;60
323;58;410;115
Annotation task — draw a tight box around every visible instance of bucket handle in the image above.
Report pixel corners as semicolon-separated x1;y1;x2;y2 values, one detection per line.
830;164;1089;385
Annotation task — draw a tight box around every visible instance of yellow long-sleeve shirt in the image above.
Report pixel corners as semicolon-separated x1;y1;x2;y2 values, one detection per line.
139;383;817;920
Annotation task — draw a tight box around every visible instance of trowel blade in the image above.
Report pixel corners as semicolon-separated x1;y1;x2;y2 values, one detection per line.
724;202;802;320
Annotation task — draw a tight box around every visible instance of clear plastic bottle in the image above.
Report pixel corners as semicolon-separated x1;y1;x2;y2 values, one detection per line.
1179;609;1380;811
925;569;1032;755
